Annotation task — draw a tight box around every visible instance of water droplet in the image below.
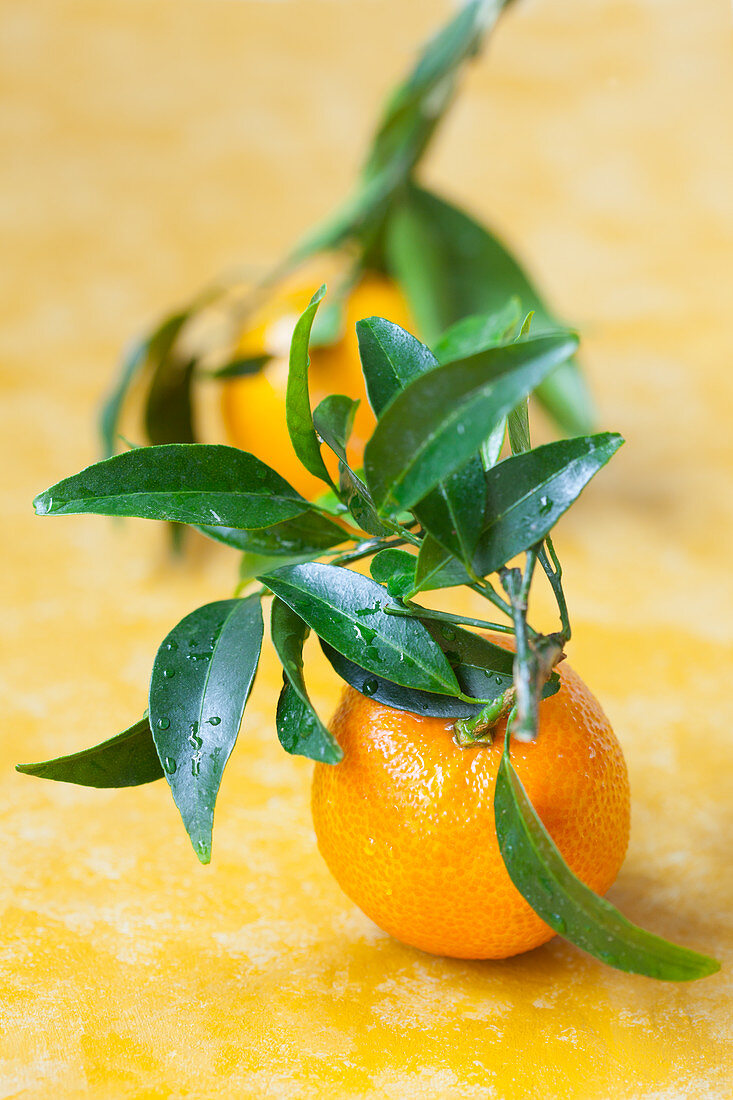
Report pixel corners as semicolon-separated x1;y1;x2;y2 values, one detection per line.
495;675;504;685
440;625;456;641
188;722;203;750
191;757;201;777
362;679;379;696
539;495;553;516
207;716;221;726
164;756;177;774
162;668;175;678
157;717;170;730
165;641;178;652
552;914;567;933
196;840;208;858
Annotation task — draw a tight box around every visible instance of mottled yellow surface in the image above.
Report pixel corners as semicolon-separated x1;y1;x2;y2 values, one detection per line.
2;1;732;1096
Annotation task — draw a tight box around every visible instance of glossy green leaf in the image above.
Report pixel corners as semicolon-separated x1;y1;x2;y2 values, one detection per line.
200;510;346;556
495;753;720;981
473;433;624;576
481;416;507;470
356;317;437;417
285;285;333;487
16;716;163;788
276;680;341;763
369;548;417;597
149;596;263;863
385;184;594;435
356;315;481;549
271;599;341;763
313;394;358;459
364;333;578;515
412;533;472;593
99;310;188;458
507;396;531;456
413;456;486;561
320;641;481;719
433;301;521;364
262;562;460;696
34;444;309;529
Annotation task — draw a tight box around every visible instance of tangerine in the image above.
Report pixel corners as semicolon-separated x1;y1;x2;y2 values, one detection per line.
221;273;412;496
311;656;630;959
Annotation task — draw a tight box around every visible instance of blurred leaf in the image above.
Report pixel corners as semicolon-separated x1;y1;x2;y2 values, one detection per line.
495;753;720;981
473;433;624;576
145;354;196;446
99;310;189;459
433;300;521;363
34;444;309;529
263;562;460;695
149;596;263;863
271;599;342;763
385;184;594;435
209;354;270;380
16;716;163;788
364;333;578;515
285;285;333;487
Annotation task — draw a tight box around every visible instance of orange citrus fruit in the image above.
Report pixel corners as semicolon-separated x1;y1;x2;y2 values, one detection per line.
312;654;630;959
221;273;412;497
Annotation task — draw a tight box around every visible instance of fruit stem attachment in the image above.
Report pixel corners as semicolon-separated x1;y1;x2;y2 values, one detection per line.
454;687;515;747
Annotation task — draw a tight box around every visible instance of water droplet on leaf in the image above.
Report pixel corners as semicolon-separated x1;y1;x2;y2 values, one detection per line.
163;668;175;678
362;679;379;696
164;756;177;774
539;496;553;515
157;717;170;730
207;716;221;726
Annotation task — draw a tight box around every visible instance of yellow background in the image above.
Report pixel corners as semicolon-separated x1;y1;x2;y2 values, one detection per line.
2;1;732;1096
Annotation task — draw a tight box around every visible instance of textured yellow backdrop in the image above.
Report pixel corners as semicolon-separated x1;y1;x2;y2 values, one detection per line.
2;1;732;1096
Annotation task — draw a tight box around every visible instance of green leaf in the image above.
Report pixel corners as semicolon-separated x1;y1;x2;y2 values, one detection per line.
312;398;391;538
285;285;333;487
34;444;310;529
320;641;480;719
412;533;472;593
473;433;624;576
361;0;500;189
481;416;506;470
385;184;594;435
99;310;188;459
356;317;437;417
369;548;417;597
433;301;522;363
313;394;359;459
413;457;486;562
356;316;481;544
209;354;270;380
16;716;163;788
507;397;531;456
149;596;263;863
262;562;461;696
270;599;342;763
495;753;720;981
364;332;578;515
200;510;346;556
145;353;197;446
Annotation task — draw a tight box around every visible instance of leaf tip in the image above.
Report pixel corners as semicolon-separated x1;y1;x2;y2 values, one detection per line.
33;492;51;516
310;284;327;306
